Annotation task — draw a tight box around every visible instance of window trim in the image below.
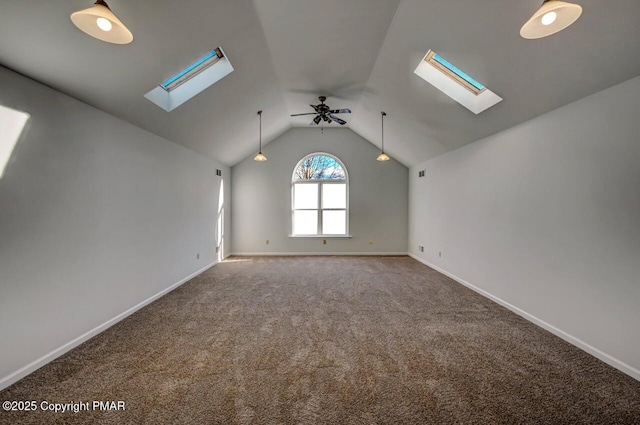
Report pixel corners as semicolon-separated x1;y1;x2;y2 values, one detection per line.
291;152;350;237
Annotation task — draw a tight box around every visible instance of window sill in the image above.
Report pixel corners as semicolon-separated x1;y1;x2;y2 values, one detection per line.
289;235;352;239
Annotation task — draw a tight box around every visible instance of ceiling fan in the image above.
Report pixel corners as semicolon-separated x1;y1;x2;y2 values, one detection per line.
290;96;351;126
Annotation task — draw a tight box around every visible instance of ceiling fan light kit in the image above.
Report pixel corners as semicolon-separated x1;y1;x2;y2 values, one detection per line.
520;0;583;39
70;0;133;44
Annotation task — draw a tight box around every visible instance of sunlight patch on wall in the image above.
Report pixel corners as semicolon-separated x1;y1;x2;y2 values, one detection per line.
217;179;225;261
0;105;30;179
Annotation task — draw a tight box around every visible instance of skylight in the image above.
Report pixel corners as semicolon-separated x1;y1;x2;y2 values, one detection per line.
145;47;234;112
429;52;485;94
161;50;222;91
414;50;502;114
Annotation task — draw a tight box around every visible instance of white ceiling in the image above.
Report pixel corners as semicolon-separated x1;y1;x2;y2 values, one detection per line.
1;0;639;166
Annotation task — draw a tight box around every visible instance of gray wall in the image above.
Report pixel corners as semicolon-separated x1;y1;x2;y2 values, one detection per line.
409;75;640;379
0;66;231;389
232;127;408;254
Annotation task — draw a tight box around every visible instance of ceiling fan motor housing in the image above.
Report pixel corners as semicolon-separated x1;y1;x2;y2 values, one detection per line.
290;96;351;126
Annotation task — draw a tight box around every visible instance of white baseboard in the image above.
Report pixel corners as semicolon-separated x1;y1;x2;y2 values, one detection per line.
0;261;217;391
409;254;640;381
230;252;408;256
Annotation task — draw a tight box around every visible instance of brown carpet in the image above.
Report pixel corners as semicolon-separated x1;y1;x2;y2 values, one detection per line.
1;256;639;424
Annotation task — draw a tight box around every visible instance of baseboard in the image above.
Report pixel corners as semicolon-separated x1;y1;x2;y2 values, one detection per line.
408;254;640;382
0;261;217;391
230;252;408;256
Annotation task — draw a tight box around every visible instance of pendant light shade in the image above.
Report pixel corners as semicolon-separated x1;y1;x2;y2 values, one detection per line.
376;152;390;162
71;0;133;44
254;110;267;162
520;0;582;40
377;111;390;162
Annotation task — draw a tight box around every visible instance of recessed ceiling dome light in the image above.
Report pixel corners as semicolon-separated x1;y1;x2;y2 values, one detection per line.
520;0;582;39
70;0;133;44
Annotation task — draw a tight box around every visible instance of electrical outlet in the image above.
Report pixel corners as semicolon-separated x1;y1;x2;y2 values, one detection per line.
197;253;200;259
418;245;424;252
266;240;269;245
323;239;327;245
215;247;219;253
369;240;373;245
439;251;442;257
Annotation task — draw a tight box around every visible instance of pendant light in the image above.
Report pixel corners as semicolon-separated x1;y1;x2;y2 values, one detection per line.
254;110;267;162
70;0;133;45
520;0;583;39
377;111;390;162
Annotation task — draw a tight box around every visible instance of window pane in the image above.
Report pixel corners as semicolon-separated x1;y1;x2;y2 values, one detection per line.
294;183;318;209
294;210;318;235
293;155;346;181
322;210;346;235
322;183;346;209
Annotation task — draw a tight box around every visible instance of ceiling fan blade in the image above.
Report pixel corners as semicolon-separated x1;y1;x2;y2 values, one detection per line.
310;104;320;111
329;109;351;114
329;114;347;125
312;115;322;125
290;113;317;116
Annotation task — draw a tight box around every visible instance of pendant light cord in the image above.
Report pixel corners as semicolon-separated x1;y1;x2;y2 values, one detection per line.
381;111;386;152
258;110;263;152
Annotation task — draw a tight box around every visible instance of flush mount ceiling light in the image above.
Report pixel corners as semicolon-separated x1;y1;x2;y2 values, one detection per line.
377;112;390;162
70;0;133;44
254;111;267;162
520;0;583;39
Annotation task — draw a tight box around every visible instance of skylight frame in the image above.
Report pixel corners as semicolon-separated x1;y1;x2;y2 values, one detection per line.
414;50;502;115
144;46;234;112
425;51;486;95
161;48;224;92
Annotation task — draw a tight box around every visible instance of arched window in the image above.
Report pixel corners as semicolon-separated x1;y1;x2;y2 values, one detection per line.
292;153;349;236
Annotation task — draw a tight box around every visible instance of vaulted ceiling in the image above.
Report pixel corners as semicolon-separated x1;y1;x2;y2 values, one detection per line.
1;0;639;166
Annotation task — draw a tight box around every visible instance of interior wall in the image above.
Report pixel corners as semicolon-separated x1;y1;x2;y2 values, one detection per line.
231;127;408;254
409;75;640;379
0;66;231;389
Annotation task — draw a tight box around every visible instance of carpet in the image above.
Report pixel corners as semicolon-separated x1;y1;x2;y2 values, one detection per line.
1;256;639;424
